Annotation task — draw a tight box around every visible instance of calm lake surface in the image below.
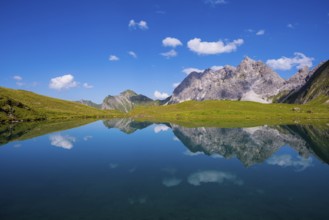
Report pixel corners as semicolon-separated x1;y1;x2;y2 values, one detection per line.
0;119;329;220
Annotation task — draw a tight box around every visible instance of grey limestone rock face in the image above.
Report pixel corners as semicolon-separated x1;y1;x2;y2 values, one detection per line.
170;57;285;104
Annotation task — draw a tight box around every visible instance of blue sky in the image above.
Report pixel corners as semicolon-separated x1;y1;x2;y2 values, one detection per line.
1;0;328;103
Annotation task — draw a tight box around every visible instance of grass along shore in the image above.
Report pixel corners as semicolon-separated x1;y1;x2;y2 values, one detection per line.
1;86;328;127
129;99;329;127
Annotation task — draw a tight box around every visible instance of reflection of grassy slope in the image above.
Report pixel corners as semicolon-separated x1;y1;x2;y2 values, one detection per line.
286;124;329;164
0;119;96;146
0;87;122;122
129;99;329;127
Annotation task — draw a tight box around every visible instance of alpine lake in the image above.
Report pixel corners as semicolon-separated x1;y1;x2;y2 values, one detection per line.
0;119;328;220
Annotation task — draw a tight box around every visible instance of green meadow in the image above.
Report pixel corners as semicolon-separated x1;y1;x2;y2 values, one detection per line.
129;99;329;127
1;86;329;127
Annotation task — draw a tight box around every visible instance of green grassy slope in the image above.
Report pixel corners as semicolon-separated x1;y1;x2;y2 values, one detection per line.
0;87;122;122
284;60;329;104
129;99;329;127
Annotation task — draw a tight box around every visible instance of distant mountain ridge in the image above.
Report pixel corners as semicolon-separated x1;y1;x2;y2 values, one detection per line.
75;99;101;109
102;90;155;113
169;57;328;104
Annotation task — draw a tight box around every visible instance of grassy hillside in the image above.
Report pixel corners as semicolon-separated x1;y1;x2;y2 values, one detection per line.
129;99;329;127
284;60;329;104
0;87;122;122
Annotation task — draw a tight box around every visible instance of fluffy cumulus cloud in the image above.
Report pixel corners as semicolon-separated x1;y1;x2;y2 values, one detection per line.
188;170;243;186
205;0;228;6
13;75;23;81
182;67;204;75
154;90;169;99
172;82;180;88
187;38;244;55
83;83;93;89
49;74;78;90
161;49;177;58
267;154;313;171
211;65;223;71
128;19;148;30
154;124;169;133
128;51;137;58
256;29;265;35
266;52;314;71
162;177;182;187
162;37;183;47
50;134;76;150
109;55;119;61
13;75;24;86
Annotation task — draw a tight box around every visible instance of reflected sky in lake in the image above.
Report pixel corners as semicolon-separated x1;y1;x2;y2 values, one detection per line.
0;119;328;220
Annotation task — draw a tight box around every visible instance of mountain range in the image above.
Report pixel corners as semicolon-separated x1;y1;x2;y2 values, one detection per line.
80;58;328;112
170;57;328;105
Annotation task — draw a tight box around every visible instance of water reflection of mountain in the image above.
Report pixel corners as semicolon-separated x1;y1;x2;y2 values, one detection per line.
103;118;153;134
172;124;329;166
1;118;328;165
101;119;328;166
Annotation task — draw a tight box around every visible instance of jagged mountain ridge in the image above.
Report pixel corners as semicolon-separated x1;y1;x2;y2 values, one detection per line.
75;99;102;109
169;57;328;104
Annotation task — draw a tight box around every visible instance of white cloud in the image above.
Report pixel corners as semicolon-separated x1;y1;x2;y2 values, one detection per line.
162;177;182;187
266;52;314;71
139;20;148;29
128;51;137;58
256;29;265;35
13;75;22;81
211;65;223;71
154;124;169;133
83;83;93;89
267;154;313;171
162;37;183;48
161;49;177;58
49;74;78;90
205;0;228;6
188;170;243;186
50;134;75;150
287;23;294;29
187;38;244;55
109;55;119;61
182;67;204;75
173;82;180;88
128;19;148;30
154;90;169;100
246;29;254;33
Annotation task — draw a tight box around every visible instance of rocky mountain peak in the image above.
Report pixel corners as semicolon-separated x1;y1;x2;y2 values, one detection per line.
120;89;137;97
102;90;154;113
170;57;285;104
